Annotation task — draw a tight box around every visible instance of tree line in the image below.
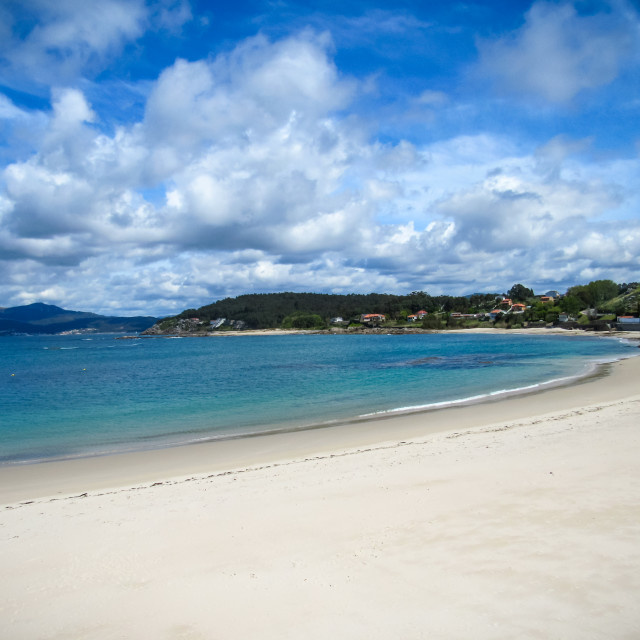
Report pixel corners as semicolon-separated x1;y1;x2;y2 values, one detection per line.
161;279;637;331
173;291;500;330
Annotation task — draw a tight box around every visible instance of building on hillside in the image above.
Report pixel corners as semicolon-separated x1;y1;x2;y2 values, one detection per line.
511;303;526;313
616;316;640;331
360;313;386;324
540;296;554;303
407;310;428;322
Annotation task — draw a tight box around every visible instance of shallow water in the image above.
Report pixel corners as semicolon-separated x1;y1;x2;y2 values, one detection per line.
0;332;635;463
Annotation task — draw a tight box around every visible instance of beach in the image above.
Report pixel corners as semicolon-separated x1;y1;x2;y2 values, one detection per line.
1;352;639;638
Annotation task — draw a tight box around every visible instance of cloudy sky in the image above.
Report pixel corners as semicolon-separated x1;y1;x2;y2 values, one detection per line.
0;0;638;316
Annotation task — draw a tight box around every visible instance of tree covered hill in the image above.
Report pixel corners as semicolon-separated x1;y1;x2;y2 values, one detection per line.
151;290;502;332
147;279;639;334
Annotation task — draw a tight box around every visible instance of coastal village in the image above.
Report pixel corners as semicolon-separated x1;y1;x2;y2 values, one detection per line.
354;289;638;330
144;280;640;335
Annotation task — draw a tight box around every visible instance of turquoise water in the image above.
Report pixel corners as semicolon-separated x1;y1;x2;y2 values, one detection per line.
0;332;636;463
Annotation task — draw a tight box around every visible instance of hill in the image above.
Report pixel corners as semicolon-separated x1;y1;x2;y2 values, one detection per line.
143;279;639;335
144;291;499;333
0;303;159;335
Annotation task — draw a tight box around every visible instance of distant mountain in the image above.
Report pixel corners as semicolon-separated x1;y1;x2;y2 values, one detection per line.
0;303;159;335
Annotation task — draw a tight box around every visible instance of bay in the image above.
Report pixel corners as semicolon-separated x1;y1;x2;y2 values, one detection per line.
0;332;636;464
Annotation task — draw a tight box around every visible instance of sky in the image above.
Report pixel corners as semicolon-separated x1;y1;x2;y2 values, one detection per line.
0;0;639;316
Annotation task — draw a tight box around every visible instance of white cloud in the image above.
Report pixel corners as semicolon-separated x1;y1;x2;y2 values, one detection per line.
435;172;618;252
143;32;354;152
0;0;147;88
0;95;29;120
0;0;191;90
50;88;96;127
478;0;640;102
1;25;639;315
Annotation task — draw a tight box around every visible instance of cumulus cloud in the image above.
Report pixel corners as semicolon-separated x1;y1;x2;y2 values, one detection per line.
477;0;640;102
1;21;639;315
0;0;191;90
1;33;366;284
435;172;616;251
144;32;353;150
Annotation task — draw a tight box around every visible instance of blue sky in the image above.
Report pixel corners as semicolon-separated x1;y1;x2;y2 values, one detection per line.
0;0;638;316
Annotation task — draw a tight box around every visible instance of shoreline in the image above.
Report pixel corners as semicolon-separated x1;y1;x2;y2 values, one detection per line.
136;326;640;338
3;331;636;473
0;348;619;469
2;351;639;638
1;352;638;505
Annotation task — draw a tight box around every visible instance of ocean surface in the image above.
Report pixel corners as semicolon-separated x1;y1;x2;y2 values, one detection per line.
0;332;636;464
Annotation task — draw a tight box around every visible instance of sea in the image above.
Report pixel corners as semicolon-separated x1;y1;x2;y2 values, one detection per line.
0;332;637;464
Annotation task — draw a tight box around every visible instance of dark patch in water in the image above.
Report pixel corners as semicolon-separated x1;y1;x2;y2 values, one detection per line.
407;356;444;365
381;353;517;370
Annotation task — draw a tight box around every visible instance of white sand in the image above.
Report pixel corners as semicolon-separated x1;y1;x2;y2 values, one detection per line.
1;355;640;639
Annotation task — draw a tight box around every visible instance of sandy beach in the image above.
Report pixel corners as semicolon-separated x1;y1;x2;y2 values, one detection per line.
1;352;639;639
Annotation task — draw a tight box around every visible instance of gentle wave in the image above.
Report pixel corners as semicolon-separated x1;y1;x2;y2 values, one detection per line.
358;360;614;418
2;332;637;464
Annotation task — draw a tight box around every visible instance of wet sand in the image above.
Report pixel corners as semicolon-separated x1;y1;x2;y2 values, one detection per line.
1;355;639;639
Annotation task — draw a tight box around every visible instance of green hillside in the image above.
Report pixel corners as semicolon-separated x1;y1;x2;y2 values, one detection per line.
147;290;500;333
145;279;638;334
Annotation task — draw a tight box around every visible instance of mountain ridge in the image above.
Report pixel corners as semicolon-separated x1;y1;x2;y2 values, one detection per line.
0;303;159;335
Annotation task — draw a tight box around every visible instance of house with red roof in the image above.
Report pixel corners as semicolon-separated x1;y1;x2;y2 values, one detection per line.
407;310;428;322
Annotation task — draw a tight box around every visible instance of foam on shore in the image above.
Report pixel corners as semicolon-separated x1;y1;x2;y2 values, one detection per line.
1;352;639;639
1;352;638;505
